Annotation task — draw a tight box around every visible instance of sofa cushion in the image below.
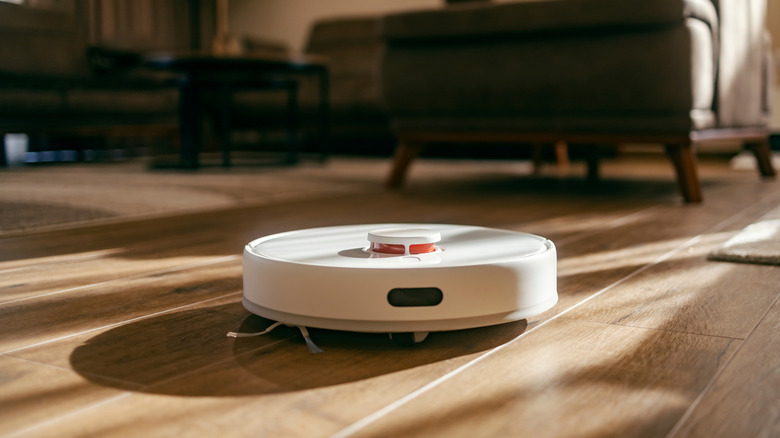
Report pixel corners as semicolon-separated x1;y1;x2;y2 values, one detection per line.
0;70;177;116
382;0;717;40
383;20;714;110
64;89;177;116
382;16;716;132
0;90;64;116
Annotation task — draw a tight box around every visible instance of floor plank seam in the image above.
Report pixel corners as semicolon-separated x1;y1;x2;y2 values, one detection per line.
0;249;125;275
0;232;224;275
707;190;780;234
664;291;780;438
0;254;240;307
555;315;746;341
552;205;663;247
1;291;242;356
5;392;135;438
136;335;297;394
0;353;145;391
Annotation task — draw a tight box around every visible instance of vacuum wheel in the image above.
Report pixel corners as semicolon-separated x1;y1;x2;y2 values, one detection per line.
389;332;429;345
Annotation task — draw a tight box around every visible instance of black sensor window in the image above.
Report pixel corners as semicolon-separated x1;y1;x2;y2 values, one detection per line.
387;287;443;307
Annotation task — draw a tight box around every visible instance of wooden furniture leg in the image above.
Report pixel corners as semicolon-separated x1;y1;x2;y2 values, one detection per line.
745;140;776;178
665;143;702;203
387;141;422;189
533;142;569;174
554;140;570;173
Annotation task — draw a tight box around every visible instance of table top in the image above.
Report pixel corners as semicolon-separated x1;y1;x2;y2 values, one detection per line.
144;51;329;73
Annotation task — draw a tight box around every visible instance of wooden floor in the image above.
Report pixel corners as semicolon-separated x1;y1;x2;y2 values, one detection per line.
1;155;779;437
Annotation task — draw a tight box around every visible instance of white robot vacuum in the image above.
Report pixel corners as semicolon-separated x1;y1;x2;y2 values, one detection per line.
238;224;557;349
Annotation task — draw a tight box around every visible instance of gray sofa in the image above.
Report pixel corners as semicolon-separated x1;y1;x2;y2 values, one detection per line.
380;0;776;202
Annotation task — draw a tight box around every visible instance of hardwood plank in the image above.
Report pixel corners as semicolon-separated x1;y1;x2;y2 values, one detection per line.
9;313;528;437
0;234;249;305
527;178;780;328
0;207;255;270
336;318;740;438
7;295;288;388
0;355;131;437
562;230;780;339
333;189;780;437
0;259;242;354
0;229;235;273
0;296;295;437
669;295;780;437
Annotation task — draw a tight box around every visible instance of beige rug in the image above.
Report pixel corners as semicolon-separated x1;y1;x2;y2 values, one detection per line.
709;205;780;266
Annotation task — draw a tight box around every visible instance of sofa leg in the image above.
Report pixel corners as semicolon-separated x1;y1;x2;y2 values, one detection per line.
665;143;702;203
387;141;422;189
745;140;776;178
532;142;569;175
554;141;570;173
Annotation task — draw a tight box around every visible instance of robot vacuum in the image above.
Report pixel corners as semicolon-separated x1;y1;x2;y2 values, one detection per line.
238;224;557;349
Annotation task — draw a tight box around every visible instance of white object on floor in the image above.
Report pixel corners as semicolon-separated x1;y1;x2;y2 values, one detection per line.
3;133;28;166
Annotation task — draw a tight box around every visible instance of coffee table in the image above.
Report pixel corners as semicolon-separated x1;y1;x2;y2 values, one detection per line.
145;52;329;168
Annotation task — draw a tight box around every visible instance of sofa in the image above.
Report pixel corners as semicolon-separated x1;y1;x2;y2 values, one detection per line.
379;0;776;202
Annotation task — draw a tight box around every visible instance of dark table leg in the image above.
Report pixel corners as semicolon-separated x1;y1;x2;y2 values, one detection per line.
153;77;202;169
285;81;300;164
178;80;202;168
217;83;233;168
318;67;330;162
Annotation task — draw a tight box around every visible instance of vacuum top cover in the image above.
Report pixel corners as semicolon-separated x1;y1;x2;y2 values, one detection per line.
245;223;549;269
